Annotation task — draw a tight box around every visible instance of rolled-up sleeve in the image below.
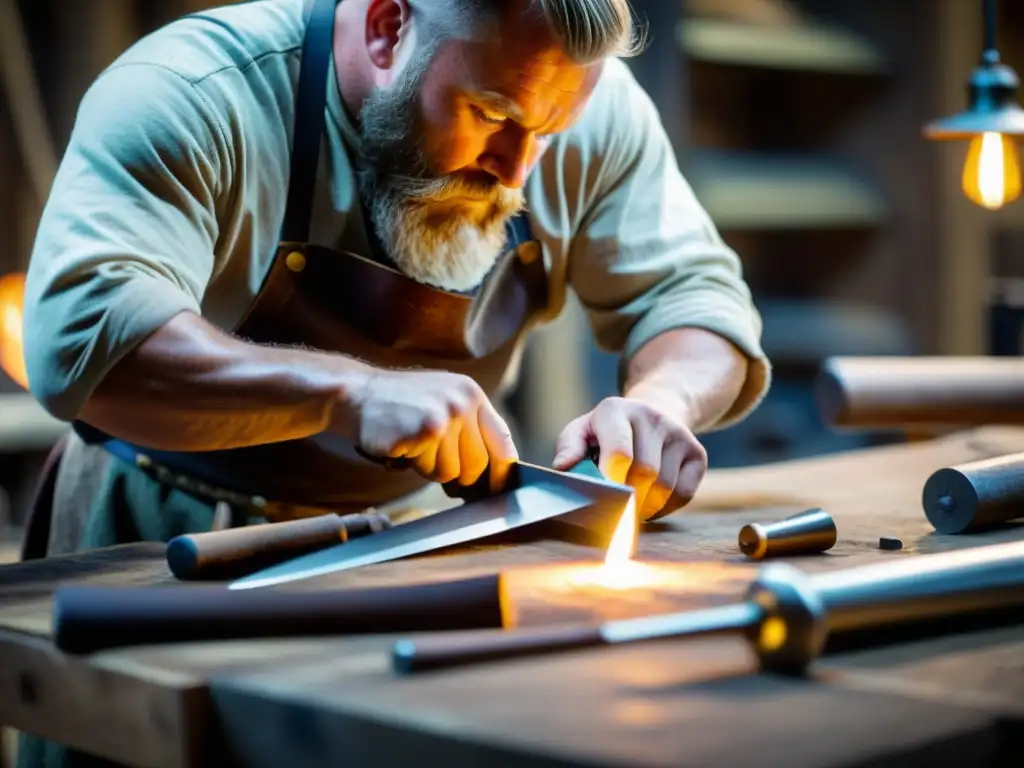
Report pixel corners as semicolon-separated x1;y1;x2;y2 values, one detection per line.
23;63;226;421
566;64;771;430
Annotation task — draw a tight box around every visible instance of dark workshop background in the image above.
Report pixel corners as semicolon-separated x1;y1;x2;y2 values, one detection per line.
2;0;1024;553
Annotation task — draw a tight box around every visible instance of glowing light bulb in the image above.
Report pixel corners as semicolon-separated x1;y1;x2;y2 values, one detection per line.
961;131;1023;210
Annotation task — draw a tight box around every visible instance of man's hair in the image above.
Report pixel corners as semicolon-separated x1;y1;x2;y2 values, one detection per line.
526;0;646;61
418;0;647;64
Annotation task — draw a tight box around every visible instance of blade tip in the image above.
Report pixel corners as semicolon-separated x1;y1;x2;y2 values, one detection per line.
227;579;268;591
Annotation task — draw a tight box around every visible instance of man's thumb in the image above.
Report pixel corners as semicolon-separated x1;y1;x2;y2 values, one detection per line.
552;415;591;470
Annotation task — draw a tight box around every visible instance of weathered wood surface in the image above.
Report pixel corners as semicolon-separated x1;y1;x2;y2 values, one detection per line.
211;630;1024;768
0;427;1023;767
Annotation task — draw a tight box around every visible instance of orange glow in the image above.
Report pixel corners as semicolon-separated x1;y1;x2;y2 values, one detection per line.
604;495;638;566
565;496;658;590
0;273;27;389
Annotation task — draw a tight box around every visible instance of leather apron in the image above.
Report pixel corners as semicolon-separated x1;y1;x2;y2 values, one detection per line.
72;0;549;517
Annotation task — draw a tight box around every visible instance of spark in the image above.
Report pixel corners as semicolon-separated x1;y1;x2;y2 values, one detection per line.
568;496;657;590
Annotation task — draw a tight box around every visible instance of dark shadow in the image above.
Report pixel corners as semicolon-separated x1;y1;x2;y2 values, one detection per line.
913;524;1024;555
631;669;809;702
745;229;880;296
823;606;1024;657
640;521;676;534
394;519;608;563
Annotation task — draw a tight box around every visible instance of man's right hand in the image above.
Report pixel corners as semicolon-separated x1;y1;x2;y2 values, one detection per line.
76;313;518;492
344;369;519;493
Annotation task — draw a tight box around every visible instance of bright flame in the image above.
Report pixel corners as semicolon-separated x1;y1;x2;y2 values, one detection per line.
604;495;638;566
962;132;1023;210
0;273;28;389
562;495;656;590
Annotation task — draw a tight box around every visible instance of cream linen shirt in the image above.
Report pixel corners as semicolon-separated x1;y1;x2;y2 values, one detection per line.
23;0;770;432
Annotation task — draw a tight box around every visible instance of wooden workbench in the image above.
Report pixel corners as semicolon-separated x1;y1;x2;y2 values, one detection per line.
1;427;1024;768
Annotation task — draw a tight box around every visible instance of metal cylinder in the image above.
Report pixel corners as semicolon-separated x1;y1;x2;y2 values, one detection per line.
814;356;1024;428
806;539;1024;634
921;452;1024;534
738;508;837;560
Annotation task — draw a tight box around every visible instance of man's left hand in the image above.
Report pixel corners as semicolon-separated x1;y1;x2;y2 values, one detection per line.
552;397;708;521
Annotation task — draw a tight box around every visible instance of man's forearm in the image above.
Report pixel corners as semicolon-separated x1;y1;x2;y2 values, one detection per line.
78;311;374;451
623;327;748;432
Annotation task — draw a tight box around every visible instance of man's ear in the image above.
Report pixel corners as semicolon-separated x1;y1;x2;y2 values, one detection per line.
365;0;411;71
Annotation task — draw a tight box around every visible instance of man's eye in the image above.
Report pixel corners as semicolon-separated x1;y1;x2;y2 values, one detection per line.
472;105;506;126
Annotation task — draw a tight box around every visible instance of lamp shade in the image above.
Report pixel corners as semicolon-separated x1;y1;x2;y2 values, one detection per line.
924;58;1024;140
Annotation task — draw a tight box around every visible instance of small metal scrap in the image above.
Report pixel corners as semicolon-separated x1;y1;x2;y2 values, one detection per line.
878;536;903;551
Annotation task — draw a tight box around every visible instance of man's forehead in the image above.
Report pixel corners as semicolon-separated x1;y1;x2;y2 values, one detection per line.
466;29;598;93
454;39;603;126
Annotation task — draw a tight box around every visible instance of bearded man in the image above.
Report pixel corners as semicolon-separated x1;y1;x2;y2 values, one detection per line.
19;1;769;762
23;0;768;600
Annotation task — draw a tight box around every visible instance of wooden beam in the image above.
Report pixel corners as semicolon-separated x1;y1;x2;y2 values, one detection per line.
678;16;889;75
51;0;138;144
935;0;989;355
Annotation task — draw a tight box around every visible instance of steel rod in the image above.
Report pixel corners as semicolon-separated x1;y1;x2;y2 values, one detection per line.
391;540;1024;675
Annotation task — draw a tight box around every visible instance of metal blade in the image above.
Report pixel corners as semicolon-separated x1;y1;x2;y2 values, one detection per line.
230;480;599;590
599;601;763;644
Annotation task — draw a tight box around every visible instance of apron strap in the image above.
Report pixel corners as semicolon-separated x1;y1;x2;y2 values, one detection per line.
280;0;338;243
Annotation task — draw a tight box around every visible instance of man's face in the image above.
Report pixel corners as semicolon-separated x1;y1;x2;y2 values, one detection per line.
356;11;602;292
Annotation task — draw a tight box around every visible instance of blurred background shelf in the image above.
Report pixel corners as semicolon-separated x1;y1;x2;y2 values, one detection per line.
757;299;914;363
0;392;68;453
688;151;888;229
533;0;982;469
678;16;889;75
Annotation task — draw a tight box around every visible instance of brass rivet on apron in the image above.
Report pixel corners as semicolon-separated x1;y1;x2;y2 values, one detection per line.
516;241;541;265
135;454;152;468
285;251;307;272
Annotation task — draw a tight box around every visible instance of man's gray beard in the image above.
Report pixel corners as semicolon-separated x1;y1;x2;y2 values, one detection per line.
355;60;526;292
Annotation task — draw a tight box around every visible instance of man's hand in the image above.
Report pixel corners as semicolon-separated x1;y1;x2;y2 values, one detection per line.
345;369;519;492
77;312;520;489
552;397;708;521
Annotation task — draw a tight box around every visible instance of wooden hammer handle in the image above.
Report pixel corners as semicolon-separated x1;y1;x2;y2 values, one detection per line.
814;356;1024;429
166;511;391;581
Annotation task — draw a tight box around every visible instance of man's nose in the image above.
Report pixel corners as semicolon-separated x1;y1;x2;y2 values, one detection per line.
481;128;537;188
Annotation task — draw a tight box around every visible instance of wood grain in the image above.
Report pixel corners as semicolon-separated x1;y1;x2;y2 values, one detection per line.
0;427;1023;768
0;543;171;636
0;629;208;768
501;561;757;627
209;634;1018;768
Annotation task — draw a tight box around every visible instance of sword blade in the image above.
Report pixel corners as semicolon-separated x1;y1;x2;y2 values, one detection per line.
228;481;595;590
